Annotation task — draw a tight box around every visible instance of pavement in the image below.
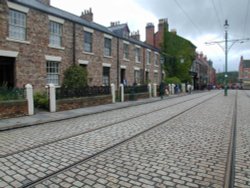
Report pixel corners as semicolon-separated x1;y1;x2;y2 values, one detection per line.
0;95;184;131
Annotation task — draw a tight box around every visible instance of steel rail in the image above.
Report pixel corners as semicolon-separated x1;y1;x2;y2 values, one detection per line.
224;90;237;188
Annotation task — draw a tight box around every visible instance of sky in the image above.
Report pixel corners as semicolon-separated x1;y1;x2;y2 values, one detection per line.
51;0;250;72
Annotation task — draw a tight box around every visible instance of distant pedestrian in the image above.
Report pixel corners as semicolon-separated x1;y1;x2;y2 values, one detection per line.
159;82;165;99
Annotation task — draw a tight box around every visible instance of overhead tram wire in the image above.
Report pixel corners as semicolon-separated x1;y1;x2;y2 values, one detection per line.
173;0;202;35
243;0;250;38
211;0;223;32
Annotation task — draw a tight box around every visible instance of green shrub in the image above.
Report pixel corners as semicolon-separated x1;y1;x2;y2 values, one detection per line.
0;83;25;101
34;92;49;109
62;65;88;89
165;77;181;84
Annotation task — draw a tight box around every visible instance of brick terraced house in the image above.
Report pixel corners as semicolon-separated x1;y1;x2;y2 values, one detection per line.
0;0;162;90
239;56;250;89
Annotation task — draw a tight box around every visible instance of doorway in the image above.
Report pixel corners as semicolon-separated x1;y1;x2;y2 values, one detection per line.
120;68;126;85
0;57;15;87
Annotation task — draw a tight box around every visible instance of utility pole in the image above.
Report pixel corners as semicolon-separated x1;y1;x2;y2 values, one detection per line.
224;20;228;96
205;20;250;96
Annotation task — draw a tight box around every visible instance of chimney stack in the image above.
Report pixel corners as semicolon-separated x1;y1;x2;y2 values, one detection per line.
145;23;155;46
80;8;93;22
131;30;140;41
110;21;120;27
37;0;50;5
158;18;168;33
170;29;177;35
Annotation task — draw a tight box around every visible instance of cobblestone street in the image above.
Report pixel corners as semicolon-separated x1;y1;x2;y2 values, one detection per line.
0;90;249;188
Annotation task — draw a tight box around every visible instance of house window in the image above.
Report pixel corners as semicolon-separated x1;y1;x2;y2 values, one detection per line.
84;31;93;53
134;70;141;84
154;73;158;83
9;9;27;41
49;21;62;47
46;61;60;85
102;67;110;86
146;50;151;65
154;54;159;66
104;38;112;56
135;47;141;63
123;43;129;60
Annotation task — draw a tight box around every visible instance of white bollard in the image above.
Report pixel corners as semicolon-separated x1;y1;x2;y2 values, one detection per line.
111;83;116;103
120;84;124;102
181;83;186;93
171;84;175;95
153;83;157;97
148;83;152;98
47;84;56;112
25;84;34;115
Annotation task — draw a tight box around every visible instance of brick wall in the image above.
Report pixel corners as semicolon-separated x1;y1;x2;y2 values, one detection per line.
56;95;112;111
0;100;27;119
124;92;149;101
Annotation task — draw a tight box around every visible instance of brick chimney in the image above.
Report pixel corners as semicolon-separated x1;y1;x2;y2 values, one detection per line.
170;29;177;35
158;18;168;33
37;0;50;5
146;23;155;46
131;30;140;41
80;8;93;22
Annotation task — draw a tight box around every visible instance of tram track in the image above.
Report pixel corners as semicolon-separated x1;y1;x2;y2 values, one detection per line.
0;92;214;158
224;90;237;188
20;92;220;188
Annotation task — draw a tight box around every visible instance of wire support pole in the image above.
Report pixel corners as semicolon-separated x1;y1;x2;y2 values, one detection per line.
224;20;228;96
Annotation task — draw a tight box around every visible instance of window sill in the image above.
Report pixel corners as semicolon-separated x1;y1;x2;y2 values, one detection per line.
154;65;159;67
104;55;113;59
135;61;141;64
123;58;130;62
48;45;65;50
6;37;30;44
83;51;94;56
45;85;61;88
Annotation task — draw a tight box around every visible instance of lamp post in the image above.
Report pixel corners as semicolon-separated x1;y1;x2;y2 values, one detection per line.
224;20;229;96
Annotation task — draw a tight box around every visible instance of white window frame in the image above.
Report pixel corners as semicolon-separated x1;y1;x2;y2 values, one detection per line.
84;31;93;53
104;37;112;57
135;46;141;63
146;50;151;65
154;52;159;66
49;20;63;48
46;60;60;86
8;9;27;41
123;42;129;60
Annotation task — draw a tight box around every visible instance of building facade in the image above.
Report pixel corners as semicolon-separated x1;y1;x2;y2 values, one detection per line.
0;0;161;90
192;53;216;90
239;56;250;89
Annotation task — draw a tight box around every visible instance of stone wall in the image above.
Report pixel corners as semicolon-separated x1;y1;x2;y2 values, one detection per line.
56;95;112;111
0;100;27;119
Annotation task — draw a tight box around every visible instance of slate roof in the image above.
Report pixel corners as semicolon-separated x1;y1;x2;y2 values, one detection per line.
10;0;159;51
108;23;130;36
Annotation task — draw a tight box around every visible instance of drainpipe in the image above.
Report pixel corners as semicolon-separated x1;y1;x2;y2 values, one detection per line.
117;38;120;89
73;23;76;65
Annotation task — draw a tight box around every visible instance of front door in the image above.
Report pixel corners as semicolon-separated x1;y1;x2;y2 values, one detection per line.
0;57;15;87
120;69;126;85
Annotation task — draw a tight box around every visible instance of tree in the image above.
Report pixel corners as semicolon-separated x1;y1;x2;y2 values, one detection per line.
216;71;239;85
62;65;88;88
161;27;196;83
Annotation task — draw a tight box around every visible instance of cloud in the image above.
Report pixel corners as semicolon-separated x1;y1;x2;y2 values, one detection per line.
51;0;250;71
